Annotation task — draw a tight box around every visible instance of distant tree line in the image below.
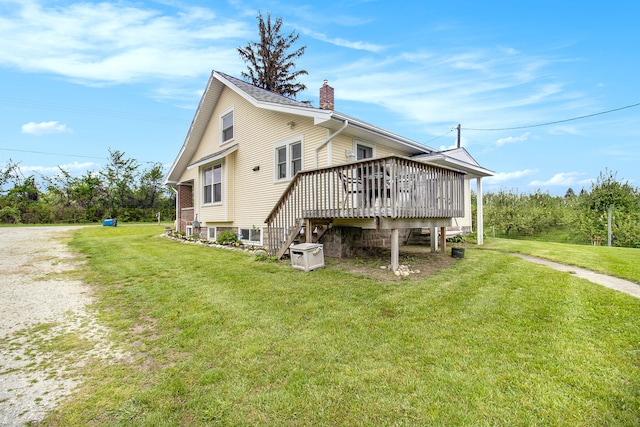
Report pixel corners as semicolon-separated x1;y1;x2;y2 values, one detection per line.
0;149;175;224
481;169;640;248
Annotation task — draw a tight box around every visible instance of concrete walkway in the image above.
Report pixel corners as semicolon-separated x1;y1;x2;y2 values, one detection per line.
511;253;640;299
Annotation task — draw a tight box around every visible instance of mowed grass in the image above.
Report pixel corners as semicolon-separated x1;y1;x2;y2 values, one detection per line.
485;238;640;283
44;225;640;426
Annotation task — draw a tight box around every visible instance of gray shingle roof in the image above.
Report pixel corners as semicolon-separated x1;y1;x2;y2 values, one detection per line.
217;71;316;109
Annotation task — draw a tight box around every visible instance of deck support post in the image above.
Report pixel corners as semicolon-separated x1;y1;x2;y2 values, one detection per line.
440;226;447;254
304;218;312;243
476;178;484;245
391;228;399;271
430;226;438;252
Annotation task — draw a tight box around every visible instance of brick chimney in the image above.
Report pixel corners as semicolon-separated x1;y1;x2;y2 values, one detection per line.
319;80;334;110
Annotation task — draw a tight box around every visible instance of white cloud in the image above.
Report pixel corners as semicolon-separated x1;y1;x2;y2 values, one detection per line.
484;169;537;185
0;0;248;85
22;121;72;135
328;47;590;133
529;172;587;187
300;29;385;52
20;161;99;175
495;132;530;147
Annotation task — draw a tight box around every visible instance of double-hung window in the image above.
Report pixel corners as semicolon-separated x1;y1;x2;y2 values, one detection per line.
203;164;222;204
275;138;303;181
221;110;234;144
356;142;374;160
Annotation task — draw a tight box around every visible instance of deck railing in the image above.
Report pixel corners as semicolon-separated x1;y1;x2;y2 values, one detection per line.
265;155;465;256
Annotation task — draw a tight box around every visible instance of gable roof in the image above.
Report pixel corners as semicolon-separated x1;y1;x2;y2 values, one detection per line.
164;70;492;184
413;147;494;178
164;70;333;184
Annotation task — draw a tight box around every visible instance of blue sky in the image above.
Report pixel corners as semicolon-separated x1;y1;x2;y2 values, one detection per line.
1;0;638;195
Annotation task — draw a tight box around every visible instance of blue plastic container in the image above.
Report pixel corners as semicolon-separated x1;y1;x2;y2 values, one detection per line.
102;218;118;227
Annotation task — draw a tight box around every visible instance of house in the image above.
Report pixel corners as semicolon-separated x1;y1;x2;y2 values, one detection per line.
164;70;493;270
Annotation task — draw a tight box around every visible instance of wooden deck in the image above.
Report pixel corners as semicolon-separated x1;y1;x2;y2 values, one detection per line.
265;155;465;259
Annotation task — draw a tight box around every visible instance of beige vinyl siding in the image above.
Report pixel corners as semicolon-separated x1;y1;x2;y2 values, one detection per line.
178;166;198;185
197;154;235;223
454;177;473;228
327;133;353;166
177;83;439;232
184;87;329;228
370;143;412;158
329;135;414;165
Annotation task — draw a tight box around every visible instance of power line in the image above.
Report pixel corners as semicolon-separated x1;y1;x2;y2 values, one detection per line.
462;101;640;131
0;147;106;160
0;97;191;125
0;147;165;165
425;127;456;144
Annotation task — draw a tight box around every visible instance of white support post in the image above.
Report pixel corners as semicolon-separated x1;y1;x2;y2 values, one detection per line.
476;178;484;245
430;226;438;252
391;228;399;271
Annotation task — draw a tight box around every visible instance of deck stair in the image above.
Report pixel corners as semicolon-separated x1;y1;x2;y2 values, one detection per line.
265;155;465;259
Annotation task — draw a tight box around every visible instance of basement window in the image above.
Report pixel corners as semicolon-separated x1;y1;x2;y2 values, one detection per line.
239;227;262;245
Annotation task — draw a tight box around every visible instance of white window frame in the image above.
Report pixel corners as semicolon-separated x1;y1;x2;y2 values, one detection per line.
202;162;223;205
220;107;234;145
207;226;217;241
186;226;193;237
355;140;375;160
274;135;304;182
238;227;263;245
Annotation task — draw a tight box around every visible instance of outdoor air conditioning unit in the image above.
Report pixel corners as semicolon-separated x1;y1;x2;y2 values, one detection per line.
290;243;325;272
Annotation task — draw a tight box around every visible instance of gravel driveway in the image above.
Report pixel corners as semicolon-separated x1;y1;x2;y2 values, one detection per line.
0;226;109;427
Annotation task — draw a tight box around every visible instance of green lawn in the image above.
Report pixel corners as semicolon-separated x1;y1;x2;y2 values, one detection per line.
43;225;640;426
485;238;640;283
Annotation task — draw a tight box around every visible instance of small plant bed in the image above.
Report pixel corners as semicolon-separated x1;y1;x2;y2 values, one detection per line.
162;229;267;255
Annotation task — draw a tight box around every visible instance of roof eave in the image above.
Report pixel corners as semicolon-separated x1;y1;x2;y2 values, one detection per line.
420;155;494;177
329;112;435;155
164;71;219;185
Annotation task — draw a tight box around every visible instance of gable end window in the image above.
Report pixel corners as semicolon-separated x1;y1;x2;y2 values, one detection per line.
203;164;222;204
274;138;303;181
356;142;374;160
221;110;234;143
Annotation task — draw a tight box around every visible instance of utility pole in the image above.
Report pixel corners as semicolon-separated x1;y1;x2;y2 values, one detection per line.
457;124;461;148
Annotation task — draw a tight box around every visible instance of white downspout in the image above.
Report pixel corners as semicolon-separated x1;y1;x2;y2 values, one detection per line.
170;186;178;231
315;119;348;168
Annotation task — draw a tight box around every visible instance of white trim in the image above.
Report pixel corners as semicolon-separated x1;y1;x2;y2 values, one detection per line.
207;226;217;241
476;178;484;245
238;226;263;245
214;71;332;122
187;144;238;170
354;140;375;160
201;162;223;206
273;135;304;182
220;106;235;146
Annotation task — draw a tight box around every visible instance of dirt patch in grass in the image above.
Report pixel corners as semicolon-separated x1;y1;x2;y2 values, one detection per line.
325;245;459;281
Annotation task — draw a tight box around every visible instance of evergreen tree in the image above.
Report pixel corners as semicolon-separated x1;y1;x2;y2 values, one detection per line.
564;187;575;198
237;12;308;98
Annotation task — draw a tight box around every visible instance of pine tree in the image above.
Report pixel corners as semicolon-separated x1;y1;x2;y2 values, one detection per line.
237;12;308;98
